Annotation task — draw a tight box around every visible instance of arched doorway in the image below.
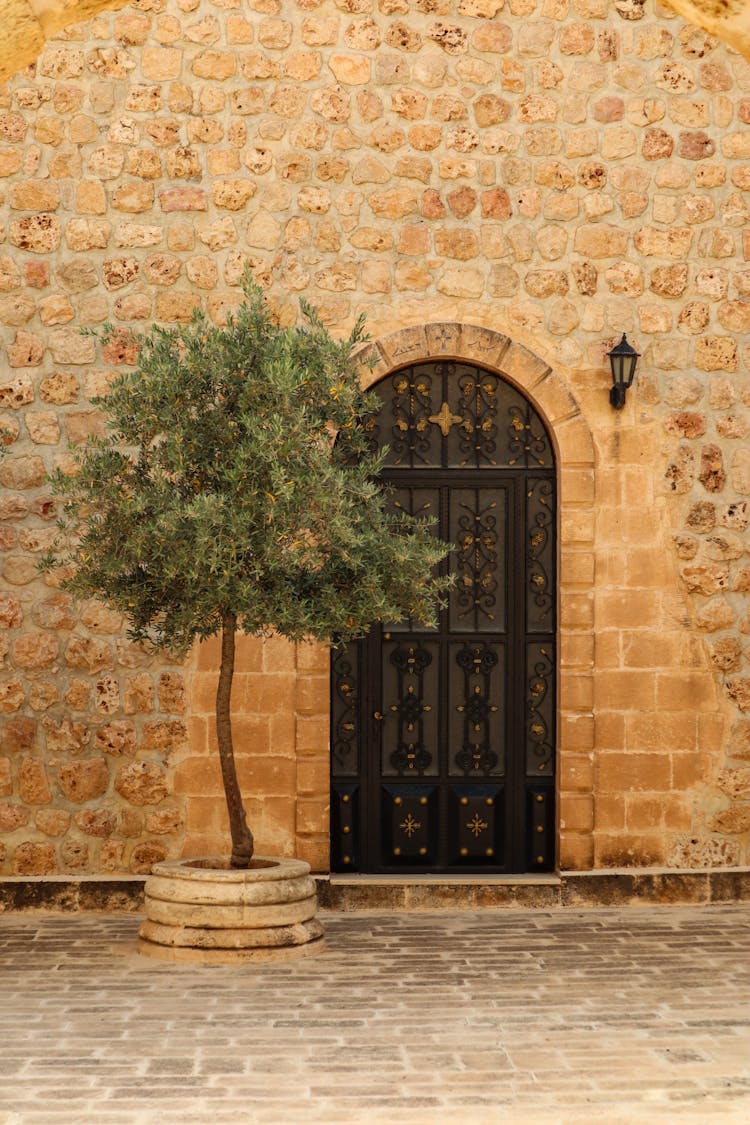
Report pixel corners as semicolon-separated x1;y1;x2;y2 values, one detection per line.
331;359;557;874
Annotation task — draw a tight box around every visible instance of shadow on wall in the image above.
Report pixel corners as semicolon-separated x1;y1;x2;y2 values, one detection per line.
4;0;750;86
1;0;130;84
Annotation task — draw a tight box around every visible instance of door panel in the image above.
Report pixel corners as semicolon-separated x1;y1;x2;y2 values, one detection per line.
381;638;440;777
331;361;556;874
448;640;505;777
448;488;506;633
448;784;504;866
382;784;438;866
386;486;440;634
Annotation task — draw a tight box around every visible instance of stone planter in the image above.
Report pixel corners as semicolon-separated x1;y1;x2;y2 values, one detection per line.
137;856;324;963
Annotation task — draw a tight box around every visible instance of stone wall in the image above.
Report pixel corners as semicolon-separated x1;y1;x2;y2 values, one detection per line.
0;0;749;876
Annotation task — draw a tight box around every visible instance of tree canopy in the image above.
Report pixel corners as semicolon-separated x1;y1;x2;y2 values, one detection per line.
45;283;450;652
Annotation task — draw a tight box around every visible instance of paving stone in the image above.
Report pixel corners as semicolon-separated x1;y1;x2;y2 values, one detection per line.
0;907;749;1122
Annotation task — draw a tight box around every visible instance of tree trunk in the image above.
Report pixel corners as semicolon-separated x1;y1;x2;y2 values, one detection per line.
216;610;254;868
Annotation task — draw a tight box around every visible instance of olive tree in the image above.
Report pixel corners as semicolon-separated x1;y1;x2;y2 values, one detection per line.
45;283;449;867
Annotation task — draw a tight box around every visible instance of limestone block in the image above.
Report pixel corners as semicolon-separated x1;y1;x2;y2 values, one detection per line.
64;637;114;674
385;21;422;53
39;296;74;327
395;156;432;183
12;634;58;670
12;841;55;874
115;760;169;806
0;375;33;410
471;22;512;53
285;51;322;81
9;213;61;253
145;809;182;835
731;448;750;495
34;809;69;837
709;806;750;834
57;759;109;803
311;83;350;122
574;224;629;258
131;842;168;873
330;53;369;84
75;809;116;837
142;47;181;81
93;721;135;758
695;337;738;372
681;564;729;595
0;801;30;831
302;16;339;48
435;229;478;261
0;456;46;489
142;720;186;752
64;219;111;251
695;596;735;632
664;412;705;439
44;717;89;754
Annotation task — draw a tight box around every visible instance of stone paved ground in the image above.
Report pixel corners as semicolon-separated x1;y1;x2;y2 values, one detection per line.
1;906;749;1125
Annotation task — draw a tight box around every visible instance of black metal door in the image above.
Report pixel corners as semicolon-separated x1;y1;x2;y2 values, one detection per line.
331;361;556;874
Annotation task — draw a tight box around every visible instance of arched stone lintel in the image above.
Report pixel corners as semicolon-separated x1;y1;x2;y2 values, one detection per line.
357;322;596;472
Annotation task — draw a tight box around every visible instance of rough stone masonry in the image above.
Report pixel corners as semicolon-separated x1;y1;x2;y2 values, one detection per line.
1;0;750;881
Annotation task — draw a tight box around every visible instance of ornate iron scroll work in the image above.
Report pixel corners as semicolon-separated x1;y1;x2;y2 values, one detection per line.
508;402;554;469
391;494;435;523
526;644;554;775
331;646;358;775
455;368;499;467
386;489;439;634
527;478;555;633
371;363;553;471
389;643;434;774
389;369;436;466
454;642;500;775
452;495;499;629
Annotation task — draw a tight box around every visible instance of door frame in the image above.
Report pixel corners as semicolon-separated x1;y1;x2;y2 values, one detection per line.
326;321;598;873
328;323;596;875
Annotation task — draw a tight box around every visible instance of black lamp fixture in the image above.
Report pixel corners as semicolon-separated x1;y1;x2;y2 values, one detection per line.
607;333;639;410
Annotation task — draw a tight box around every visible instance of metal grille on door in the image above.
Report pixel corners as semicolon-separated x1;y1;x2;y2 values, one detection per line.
331;361;556;874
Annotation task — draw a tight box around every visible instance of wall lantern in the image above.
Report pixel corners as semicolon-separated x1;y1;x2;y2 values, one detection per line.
607;333;639;410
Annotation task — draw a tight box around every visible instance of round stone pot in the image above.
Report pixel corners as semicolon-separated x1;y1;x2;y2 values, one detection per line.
137;856;324;964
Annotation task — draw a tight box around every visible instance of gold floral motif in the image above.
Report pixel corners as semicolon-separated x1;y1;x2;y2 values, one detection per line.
399;813;422;838
466;813;488;838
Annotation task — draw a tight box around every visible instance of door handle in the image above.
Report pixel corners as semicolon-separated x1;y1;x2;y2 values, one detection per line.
373;711;384;721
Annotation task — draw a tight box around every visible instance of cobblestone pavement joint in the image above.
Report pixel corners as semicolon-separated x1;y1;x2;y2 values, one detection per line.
1;905;749;1124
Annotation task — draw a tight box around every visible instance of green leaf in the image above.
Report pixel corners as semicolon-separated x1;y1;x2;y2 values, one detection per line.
43;277;452;653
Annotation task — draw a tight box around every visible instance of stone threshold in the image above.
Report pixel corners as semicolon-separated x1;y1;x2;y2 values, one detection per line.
316;867;750;911
1;867;749;913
